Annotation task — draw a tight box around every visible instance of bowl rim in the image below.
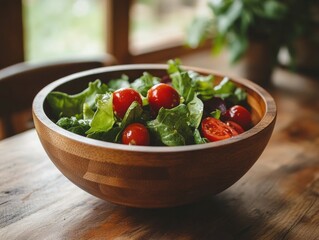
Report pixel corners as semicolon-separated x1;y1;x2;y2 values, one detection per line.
32;64;277;153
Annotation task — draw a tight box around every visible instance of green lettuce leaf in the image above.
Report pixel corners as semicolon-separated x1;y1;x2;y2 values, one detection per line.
131;72;160;97
46;79;108;119
210;109;221;119
193;129;208;144
87;127;122;142
108;75;130;90
56;116;90;136
114;101;144;142
147;104;193;146
188;70;215;100
213;77;247;104
187;94;204;129
168;59;195;103
86;93;115;134
121;101;144;129
167;59;182;74
83;102;95;120
170;71;195;104
87;101;143;143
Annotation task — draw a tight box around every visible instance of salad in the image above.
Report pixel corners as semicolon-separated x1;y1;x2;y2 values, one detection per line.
46;59;252;146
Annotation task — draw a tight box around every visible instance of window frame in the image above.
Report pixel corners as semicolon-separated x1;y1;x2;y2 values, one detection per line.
0;0;210;69
108;0;210;64
0;0;24;69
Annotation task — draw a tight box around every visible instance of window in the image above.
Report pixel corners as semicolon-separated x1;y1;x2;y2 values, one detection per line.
0;0;210;68
130;0;209;54
23;0;106;61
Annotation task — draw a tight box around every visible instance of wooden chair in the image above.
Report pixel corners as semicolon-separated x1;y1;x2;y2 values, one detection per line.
0;55;117;139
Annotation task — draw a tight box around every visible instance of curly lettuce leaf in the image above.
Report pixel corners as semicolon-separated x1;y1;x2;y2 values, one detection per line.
87;127;122;142
187;94;204;129
210;109;222;119
87;101;143;143
194;129;208;144
167;60;246;104
147;104;193;146
86;93;115;134
83;102;95;120
170;71;195;104
56;116;90;136
113;101;144;142
168;60;195;104
131;72;160;97
46;79;108;119
108;74;130;90
188;70;215;101
167;59;182;74
121;101;143;128
213;77;247;104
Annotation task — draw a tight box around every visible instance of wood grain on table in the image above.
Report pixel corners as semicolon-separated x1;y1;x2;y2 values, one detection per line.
0;68;319;240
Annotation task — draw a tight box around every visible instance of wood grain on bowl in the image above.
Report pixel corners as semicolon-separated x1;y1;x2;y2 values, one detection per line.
32;65;276;208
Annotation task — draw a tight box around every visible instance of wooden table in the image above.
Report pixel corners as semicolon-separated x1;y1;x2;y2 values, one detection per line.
1;68;319;240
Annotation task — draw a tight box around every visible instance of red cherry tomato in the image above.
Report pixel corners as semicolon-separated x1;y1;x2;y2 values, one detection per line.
226;121;244;134
201;117;238;142
223;105;252;130
147;83;180;115
113;88;142;119
122;123;150;146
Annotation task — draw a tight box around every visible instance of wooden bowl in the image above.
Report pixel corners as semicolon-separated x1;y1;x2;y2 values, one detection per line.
32;64;276;208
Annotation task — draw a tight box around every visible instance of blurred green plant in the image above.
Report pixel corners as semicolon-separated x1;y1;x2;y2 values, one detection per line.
187;0;318;64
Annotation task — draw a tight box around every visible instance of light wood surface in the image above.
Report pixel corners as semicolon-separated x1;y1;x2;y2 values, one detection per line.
1;67;319;239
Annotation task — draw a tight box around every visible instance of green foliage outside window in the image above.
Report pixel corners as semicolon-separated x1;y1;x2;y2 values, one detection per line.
187;0;319;64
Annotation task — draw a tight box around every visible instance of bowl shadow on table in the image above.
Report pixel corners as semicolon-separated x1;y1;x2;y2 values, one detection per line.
70;191;286;240
117;196;256;239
